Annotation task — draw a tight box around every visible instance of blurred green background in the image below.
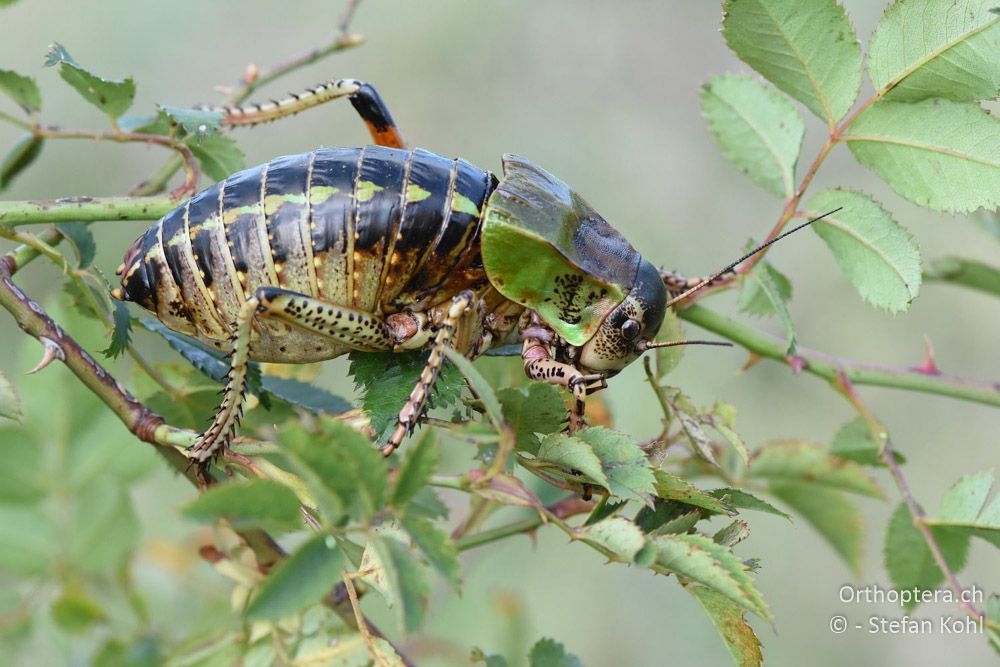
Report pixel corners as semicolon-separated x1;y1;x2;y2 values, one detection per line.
1;1;998;665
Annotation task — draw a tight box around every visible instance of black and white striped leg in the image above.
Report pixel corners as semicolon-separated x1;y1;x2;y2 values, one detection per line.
188;296;260;465
382;290;475;456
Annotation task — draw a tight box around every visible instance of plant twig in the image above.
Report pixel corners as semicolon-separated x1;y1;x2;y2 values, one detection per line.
678;303;1000;408
0;196;176;225
33;126;200;197
831;372;984;622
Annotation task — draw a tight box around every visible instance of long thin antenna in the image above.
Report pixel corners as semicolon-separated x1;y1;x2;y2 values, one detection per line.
639;339;733;351
664;207;842;309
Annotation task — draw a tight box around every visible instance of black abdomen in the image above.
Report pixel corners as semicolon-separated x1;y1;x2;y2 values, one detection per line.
117;147;498;340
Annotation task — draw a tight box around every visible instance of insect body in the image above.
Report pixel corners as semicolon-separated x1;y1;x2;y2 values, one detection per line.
113;79;736;464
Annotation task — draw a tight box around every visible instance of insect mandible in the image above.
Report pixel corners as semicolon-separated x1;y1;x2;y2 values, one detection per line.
112;78;827;465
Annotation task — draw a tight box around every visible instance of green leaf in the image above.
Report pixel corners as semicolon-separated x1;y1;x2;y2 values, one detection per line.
741;263;796;354
576;517;649;562
868;0;1000;102
700;74;804;197
390;430;437;507
183;479;303;531
528;638;584;667
143;318;348;414
653;533;771;621
924;470;1000;549
258;375;351;415
159;105;224;137
635;498;703;535
0;70;41;113
689;585;763;667
806;189;921;312
118;113;170;135
246;534;344;620
884;502;970;610
101;300;133;359
769;482;864;574
666;391;718;467
925;256;1000;299
50;589;106;634
845;99;1000;214
349;350;464;442
54;222;96;268
43;43;135;119
721;0;862;122
400;514;461;588
654;307;685;377
536;433;608;487
498;382;567;455
373;533;430;634
0;134;43;191
988;594;1000;655
577;427;655;504
472;473;545;509
710;488;791;520
407;486;450;521
748;440;884;498
441;347;503;431
186;133;245;181
0;368;22;423
830;417;904;467
655;470;731;514
0;505;56;575
281;421;387;521
738;260;791;317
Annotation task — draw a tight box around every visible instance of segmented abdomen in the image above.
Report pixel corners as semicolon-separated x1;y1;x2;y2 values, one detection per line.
118;147;498;350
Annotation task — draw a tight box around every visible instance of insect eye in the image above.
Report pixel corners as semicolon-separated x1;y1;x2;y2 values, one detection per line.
621;318;641;341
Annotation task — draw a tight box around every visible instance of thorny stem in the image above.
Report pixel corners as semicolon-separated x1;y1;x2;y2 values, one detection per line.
736;82;890;279
0;196;177;225
0;8;414;657
678;304;1000;408
455;495;595;552
31;127;200;197
831;372;985;623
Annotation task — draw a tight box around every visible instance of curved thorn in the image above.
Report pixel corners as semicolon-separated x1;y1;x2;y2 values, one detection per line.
25;336;65;375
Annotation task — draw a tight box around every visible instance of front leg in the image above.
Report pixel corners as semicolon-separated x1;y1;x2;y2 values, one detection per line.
382;290;478;456
521;336;605;433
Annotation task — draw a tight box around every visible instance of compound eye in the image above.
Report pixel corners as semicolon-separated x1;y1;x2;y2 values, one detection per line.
621;318;641;341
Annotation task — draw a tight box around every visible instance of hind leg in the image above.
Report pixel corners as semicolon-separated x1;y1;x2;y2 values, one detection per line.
215;79;406;148
188;287;398;464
